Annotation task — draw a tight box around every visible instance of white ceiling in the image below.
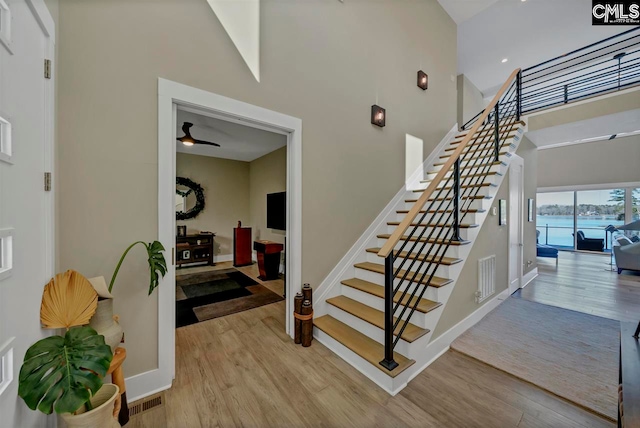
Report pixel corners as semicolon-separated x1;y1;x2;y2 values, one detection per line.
457;0;631;96
176;109;286;162
437;0;500;24
526;108;640;149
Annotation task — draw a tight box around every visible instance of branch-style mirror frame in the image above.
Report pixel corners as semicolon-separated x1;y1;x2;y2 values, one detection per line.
176;177;205;220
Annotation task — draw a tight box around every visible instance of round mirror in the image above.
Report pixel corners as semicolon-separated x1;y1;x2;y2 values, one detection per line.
176;177;205;220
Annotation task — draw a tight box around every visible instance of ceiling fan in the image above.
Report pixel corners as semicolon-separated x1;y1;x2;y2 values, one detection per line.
177;122;221;147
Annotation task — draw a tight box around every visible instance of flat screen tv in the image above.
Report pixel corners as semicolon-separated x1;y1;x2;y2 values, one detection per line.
266;192;286;231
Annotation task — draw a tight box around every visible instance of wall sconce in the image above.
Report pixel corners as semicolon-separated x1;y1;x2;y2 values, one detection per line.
417;70;428;90
371;105;386;127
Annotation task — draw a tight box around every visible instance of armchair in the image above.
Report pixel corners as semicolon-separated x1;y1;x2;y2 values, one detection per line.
575;230;604;252
614;236;640;274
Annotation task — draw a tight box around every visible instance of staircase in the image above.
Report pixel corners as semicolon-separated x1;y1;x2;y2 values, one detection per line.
312;69;525;394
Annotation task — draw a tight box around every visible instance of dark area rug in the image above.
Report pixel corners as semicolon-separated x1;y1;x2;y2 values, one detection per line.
176;268;283;328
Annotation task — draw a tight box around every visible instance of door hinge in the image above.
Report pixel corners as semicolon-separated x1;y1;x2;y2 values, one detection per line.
44;172;52;191
44;59;52;79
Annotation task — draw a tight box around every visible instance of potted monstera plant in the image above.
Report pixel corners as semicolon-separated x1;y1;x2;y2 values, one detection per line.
19;270;119;428
88;240;167;352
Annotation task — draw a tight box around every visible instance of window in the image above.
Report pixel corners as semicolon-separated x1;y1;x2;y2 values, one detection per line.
536;192;574;249
0;115;11;164
0;228;13;281
577;189;625;249
0;0;11;53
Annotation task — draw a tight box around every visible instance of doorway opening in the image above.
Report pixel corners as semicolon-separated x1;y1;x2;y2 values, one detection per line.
174;107;287;327
156;79;302;389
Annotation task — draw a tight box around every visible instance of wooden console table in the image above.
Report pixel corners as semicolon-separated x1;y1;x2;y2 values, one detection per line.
176;233;215;267
253;240;283;281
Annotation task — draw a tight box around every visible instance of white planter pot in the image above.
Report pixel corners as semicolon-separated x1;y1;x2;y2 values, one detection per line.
89;299;123;353
61;384;121;428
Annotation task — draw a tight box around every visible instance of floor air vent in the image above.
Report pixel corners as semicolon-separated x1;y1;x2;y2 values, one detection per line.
128;393;164;417
476;255;496;303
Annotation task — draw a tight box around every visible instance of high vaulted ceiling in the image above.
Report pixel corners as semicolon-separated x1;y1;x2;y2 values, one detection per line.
454;0;631;97
437;0;500;24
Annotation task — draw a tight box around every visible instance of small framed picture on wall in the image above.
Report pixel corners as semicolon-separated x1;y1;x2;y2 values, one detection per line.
528;199;535;222
177;225;187;237
499;199;507;226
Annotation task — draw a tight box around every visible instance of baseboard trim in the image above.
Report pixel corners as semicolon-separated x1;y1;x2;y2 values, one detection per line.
522;267;538;288
124;369;171;403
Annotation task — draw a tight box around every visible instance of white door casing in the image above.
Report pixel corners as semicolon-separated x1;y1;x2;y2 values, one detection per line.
508;155;524;295
126;78;303;402
0;1;55;427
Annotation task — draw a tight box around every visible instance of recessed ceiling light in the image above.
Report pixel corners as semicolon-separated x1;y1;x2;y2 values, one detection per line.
501;58;508;63
521;0;526;2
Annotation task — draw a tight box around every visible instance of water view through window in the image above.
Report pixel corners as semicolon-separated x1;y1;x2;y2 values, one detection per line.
537;189;626;251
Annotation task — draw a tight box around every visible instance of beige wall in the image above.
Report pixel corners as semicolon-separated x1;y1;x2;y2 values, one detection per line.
433;137;538;337
433;178;510;338
56;0;457;376
537;135;640;189
176;153;250;257
457;74;485;128
249;147;287;250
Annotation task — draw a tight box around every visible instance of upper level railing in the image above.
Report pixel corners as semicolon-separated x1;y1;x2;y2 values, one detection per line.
378;69;522;371
522;28;640;114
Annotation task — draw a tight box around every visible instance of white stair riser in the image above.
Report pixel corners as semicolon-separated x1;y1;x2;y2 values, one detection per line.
340;284;438;329
326;305;412;355
375;238;463;259
394;211;480;224
365;252;462;278
354;268;446;302
385;224;472;241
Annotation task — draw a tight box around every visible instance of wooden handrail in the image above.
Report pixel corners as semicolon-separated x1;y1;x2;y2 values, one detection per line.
378;68;521;258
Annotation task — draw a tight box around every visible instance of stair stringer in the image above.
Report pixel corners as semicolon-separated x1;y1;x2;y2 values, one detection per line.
313;125;524;395
312;124;459;317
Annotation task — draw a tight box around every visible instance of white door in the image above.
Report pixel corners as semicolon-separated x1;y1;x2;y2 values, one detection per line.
0;1;54;426
508;155;524;295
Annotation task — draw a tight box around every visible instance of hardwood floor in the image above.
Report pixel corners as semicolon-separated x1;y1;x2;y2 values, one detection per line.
516;251;640;322
127;298;613;427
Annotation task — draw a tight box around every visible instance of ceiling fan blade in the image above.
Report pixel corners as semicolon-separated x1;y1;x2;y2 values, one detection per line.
194;139;221;147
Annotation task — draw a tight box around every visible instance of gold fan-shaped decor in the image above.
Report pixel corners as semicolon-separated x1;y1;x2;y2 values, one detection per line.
40;270;98;329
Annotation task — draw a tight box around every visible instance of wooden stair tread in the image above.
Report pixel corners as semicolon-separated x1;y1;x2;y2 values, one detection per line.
365;247;462;266
313;315;415;378
421;172;501;182
377;234;470;248
455;121;525;138
354;261;453;287
341;278;445;314
451;132;518;144
397;208;485;215
413;183;495;192
405;194;489;203
386;221;479;229
434;152;510;166
327;296;430;343
445;141;515;153
427;161;506;175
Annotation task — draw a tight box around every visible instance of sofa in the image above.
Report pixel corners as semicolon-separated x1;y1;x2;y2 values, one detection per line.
614;236;640;274
575;230;604;252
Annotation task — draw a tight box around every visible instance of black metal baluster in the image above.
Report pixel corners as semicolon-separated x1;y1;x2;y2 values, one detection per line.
516;71;522;121
493;104;500;162
451;158;462;242
380;253;398;371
